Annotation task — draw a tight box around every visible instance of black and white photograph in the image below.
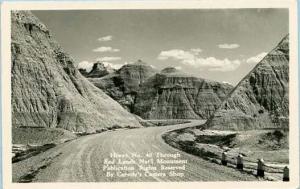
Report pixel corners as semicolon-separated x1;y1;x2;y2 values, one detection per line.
1;0;299;188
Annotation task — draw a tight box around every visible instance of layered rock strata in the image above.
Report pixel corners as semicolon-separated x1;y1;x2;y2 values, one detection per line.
134;68;233;119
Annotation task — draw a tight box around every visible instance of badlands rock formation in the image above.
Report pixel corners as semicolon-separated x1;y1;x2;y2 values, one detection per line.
86;61;232;119
206;35;289;130
88;59;157;111
79;61;114;78
134;68;233;119
11;11;141;132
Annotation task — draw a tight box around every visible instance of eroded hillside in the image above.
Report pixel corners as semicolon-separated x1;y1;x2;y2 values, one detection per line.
11;11;141;133
206;35;289;130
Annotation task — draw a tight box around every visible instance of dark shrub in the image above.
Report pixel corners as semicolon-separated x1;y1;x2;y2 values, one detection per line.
111;124;122;129
258;109;264;114
273;130;284;141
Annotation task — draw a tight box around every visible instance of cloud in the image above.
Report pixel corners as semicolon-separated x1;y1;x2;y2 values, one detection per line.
218;43;240;49
158;49;241;72
98;35;113;42
246;52;268;64
203;58;240;72
97;57;122;62
158;49;194;61
93;46;120;52
183;57;240;72
102;62;126;70
190;48;203;55
175;66;182;70
77;61;94;72
124;61;134;65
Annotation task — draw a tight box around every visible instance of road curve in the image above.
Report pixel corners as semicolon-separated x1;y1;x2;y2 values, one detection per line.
14;120;257;182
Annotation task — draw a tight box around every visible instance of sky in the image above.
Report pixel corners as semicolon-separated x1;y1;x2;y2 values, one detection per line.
33;9;288;85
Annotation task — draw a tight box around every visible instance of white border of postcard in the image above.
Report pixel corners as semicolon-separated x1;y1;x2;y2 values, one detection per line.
1;0;299;189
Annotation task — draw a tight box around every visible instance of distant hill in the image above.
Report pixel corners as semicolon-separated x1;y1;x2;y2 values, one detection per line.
206;34;289;130
134;67;233;119
79;61;115;78
87;62;233;119
87;59;157;112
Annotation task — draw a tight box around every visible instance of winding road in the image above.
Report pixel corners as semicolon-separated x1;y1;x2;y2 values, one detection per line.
13;120;257;182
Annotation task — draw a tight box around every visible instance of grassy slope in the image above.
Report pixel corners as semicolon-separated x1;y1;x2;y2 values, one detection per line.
12;127;77;145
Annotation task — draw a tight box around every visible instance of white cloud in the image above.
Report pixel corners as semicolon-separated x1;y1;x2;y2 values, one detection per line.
246;52;268;64
175;66;182;70
97;57;122;62
158;49;194;61
218;43;240;49
124;61;134;65
158;49;241;72
77;61;94;72
190;48;203;54
207;58;240;72
98;35;113;42
93;46;120;52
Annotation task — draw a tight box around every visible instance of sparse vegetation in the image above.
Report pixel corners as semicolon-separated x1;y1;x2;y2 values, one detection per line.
13;143;56;163
163;128;288;180
17;152;62;183
95;127;108;133
163;132;226;161
111;124;122;129
164;128;289;164
148;120;191;127
195;133;237;147
75;124;139;137
12;127;76;164
12;127;76;145
258;130;288;150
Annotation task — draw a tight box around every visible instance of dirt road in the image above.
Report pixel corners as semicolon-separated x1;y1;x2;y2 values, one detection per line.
13;120;257;182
